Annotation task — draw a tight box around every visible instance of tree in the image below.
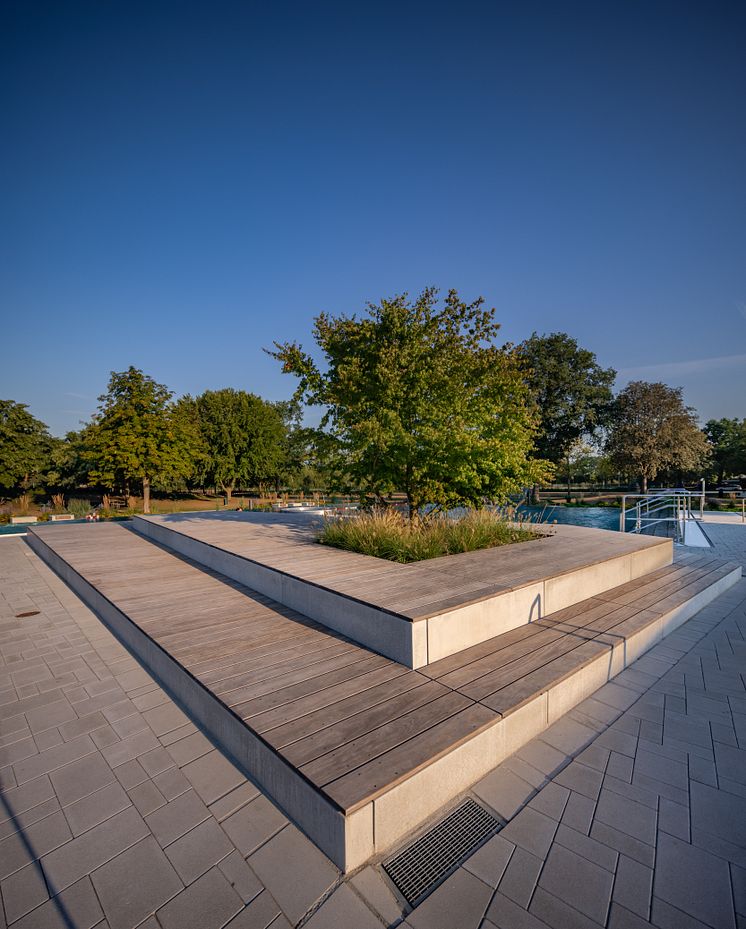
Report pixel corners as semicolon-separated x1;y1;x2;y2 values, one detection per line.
85;367;194;513
704;418;746;484
43;431;92;509
606;381;710;492
517;333;616;487
0;400;52;508
191;389;287;501
270;288;552;518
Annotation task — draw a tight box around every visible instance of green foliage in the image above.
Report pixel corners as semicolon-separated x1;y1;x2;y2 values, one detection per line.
270;288;552;517
517;332;616;465
188;389;287;499
66;497;93;518
606;381;710;491
318;508;541;563
43;431;92;507
704;418;746;483
0;400;52;502
85;368;195;510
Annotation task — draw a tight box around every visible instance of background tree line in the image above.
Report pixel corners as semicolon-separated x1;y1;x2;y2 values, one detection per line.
2;289;744;515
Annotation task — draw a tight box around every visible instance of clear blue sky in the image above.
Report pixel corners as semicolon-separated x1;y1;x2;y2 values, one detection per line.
2;1;744;437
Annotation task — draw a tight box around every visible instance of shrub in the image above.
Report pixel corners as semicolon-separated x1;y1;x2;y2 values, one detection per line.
317;508;543;563
66;498;93;518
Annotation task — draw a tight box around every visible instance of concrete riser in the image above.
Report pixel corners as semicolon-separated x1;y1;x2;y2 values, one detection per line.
132;516;672;670
27;530;739;873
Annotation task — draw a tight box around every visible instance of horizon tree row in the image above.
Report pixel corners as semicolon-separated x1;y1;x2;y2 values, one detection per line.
2;289;744;512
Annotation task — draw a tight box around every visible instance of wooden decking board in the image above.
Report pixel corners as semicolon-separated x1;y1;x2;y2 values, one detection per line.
323;704;498;812
281;679;450;767
28;521;738;825
302;690;477;788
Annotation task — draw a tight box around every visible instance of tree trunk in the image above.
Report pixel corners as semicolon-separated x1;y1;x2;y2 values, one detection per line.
641;474;648;493
221;483;233;503
566;456;572;502
143;477;151;514
52;493;64;510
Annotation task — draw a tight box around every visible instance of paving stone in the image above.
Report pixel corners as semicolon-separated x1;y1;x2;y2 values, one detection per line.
606;751;634;783
714;742;746;786
91;836;183;929
137;746;175;777
658;797;690;841
541;716;598;756
608;902;657;929
499;806;558;859
63;781;132;836
25;699;77;734
594;788;657;845
0;810;73;881
527;781;570;821
537;842;613;924
603;773;661;810
655;831;736;929
12;734;97;784
248;825;338;925
633;770;689;805
504;755;548;789
515;738;570;776
561;790;596;835
165;817;233;884
634;746;688;790
222;795;287;857
690;779;746;850
157;866;243;929
41;806;148;891
127;779;167;816
10;875;104;929
408;867;492;929
222;890;282;929
473;766;535;820
145;789;210;846
0;775;56;819
529;886;605;929
596;725;639;757
576;742;611;772
304;884;383;929
554;823;618;873
165;730;214;767
100;729;160;768
350;865;406;924
613;854;653;919
462;833;515;887
496;845;542;908
35;728;63;752
142;701;190;736
218;850;263;905
485;891;554;929
554;760;604;800
1;861;49;922
652;895;721;929
151;766;190;801
590;820;654;868
49;752;116;806
209;781;260;822
58;710;108;742
181;749;246;805
113;758;148;790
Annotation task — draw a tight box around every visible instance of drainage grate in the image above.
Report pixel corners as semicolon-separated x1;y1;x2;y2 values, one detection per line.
383;798;502;906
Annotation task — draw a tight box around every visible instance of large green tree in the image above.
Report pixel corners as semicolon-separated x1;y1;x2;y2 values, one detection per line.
85;367;194;512
0;400;52;507
190;389;287;501
270;288;551;517
704;418;746;484
517;333;616;480
606;381;710;492
43;430;92;509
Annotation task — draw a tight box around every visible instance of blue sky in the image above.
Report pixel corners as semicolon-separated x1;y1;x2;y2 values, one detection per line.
1;1;744;436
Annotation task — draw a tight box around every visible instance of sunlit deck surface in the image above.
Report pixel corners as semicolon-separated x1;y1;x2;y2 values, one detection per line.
27;521;739;870
133;511;670;620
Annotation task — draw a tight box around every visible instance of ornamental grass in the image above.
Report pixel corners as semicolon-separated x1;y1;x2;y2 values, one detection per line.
317;507;543;563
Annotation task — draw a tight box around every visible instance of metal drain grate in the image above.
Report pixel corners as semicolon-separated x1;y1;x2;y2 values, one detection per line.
383;798;501;906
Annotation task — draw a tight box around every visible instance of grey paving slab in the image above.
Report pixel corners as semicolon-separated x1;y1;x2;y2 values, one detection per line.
63;781;132;836
0;861;49;923
350;865;406;924
485;891;554;929
655;831;736;929
90;836;183;929
594;787;657;845
407;867;492;929
461;832;515;888
10;875;104;929
248;825;338;925
499;805;558;859
473;765;535;820
180;749;246;805
553;822;618;873
144;788;210;846
496;845;543;908
303;884;383;929
48;752;117;806
217;850;263;905
164;816;234;884
537;842;613;924
222;889;283;929
157;866;243;929
613;854;653;920
222;795;287;857
529;886;605;929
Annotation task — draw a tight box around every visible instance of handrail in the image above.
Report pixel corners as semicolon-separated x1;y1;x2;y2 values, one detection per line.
619;489;705;544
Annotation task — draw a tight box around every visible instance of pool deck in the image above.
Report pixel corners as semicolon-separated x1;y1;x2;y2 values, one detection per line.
132;513;673;667
24;521;739;871
1;522;745;928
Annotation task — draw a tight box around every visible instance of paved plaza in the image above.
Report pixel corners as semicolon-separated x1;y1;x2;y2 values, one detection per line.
1;522;745;928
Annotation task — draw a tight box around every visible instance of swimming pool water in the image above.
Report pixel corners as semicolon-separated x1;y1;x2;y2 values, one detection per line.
519;505;621;531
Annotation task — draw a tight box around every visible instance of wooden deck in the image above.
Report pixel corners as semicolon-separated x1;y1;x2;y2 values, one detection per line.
27;521;740;869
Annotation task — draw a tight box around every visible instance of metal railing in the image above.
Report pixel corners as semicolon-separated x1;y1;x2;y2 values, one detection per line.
619;490;704;544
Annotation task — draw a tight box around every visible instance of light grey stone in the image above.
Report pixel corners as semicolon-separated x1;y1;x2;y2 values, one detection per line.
537;842;613;924
408;867;492;929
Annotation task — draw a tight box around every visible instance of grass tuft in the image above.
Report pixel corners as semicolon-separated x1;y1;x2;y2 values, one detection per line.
317;508;544;563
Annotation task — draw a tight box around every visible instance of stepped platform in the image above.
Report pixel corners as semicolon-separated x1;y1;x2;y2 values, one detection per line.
132;512;673;668
27;521;740;872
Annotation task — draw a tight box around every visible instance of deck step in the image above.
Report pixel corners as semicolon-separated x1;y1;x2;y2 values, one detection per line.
27;522;741;871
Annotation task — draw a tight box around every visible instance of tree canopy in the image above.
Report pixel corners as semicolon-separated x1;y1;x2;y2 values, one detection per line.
0;400;52;506
704;418;746;484
85;367;194;512
517;332;616;466
270;288;551;516
606;381;710;492
189;389;287;500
